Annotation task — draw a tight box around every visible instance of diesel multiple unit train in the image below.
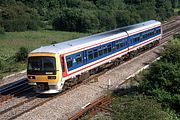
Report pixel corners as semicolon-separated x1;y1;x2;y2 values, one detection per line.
27;20;162;93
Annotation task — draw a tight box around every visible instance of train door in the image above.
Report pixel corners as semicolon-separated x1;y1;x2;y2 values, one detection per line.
60;55;67;77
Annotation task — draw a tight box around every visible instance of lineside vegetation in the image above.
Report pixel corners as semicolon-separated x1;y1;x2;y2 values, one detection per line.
111;36;180;120
0;0;179;32
0;31;88;79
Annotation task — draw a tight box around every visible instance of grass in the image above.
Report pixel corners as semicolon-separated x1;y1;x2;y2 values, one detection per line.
174;8;180;14
0;30;88;79
0;30;88;59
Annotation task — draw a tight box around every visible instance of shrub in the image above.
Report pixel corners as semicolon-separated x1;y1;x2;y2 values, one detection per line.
0;27;5;34
52;8;99;32
111;95;176;120
161;39;180;63
27;20;39;30
139;39;180;114
15;47;28;62
1;2;40;32
0;61;3;70
4;19;27;32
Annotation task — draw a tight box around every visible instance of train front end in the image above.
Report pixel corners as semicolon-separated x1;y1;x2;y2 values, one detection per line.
27;53;62;94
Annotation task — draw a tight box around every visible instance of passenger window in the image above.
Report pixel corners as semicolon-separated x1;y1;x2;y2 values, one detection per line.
143;34;146;39
76;54;82;65
135;37;137;42
66;57;73;68
150;31;154;36
159;29;161;33
88;50;93;60
104;46;107;54
134;37;139;42
140;36;143;40
156;29;158;34
154;30;156;34
99;47;103;56
94;49;98;58
107;45;112;52
120;42;124;48
137;37;140;41
116;42;120;49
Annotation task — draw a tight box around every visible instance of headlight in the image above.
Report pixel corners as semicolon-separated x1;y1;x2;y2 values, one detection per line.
28;76;35;79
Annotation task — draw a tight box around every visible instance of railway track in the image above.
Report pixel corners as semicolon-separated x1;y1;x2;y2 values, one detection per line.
0;79;33;104
0;16;179;120
68;57;161;120
0;69;108;120
68;17;180;120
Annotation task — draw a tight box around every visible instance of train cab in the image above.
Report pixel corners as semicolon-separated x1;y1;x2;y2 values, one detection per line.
27;53;62;94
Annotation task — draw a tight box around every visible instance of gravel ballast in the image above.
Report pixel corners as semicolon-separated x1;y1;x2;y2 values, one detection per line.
15;43;164;120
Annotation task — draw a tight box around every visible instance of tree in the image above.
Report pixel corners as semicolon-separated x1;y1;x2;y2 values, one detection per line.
52;8;99;32
0;2;40;32
139;39;180;114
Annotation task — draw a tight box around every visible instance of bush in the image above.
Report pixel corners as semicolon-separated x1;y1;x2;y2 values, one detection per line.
0;61;3;70
161;39;180;63
0;27;5;34
111;95;177;120
52;8;99;32
1;2;40;32
15;47;28;62
139;39;180;114
4;19;27;32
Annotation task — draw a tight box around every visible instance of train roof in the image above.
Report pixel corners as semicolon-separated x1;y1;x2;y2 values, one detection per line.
30;20;161;54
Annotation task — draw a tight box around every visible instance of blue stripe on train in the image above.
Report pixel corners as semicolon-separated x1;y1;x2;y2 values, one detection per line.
66;26;161;71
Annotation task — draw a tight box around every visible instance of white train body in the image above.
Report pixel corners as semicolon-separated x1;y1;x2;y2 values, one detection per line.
27;20;162;93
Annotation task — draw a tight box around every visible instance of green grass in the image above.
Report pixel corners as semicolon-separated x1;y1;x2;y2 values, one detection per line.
0;30;88;79
174;8;180;14
0;30;88;59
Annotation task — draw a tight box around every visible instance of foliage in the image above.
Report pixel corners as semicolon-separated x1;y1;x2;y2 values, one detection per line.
0;58;20;80
111;95;177;120
52;8;99;32
0;30;88;79
0;27;5;34
161;39;180;63
174;34;180;39
0;30;88;59
0;61;2;70
15;47;28;62
0;2;40;32
139;39;180;115
0;0;176;33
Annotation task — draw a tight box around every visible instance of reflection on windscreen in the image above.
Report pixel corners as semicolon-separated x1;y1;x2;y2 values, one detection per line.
28;56;56;75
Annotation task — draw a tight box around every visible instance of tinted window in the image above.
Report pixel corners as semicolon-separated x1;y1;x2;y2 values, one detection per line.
120;42;124;47
43;57;56;71
107;45;112;52
76;54;82;65
99;47;103;56
116;42;120;49
66;57;73;68
88;50;93;60
104;46;107;54
94;49;98;58
28;56;56;75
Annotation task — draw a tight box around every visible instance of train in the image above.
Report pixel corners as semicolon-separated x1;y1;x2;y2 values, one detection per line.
27;20;162;94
